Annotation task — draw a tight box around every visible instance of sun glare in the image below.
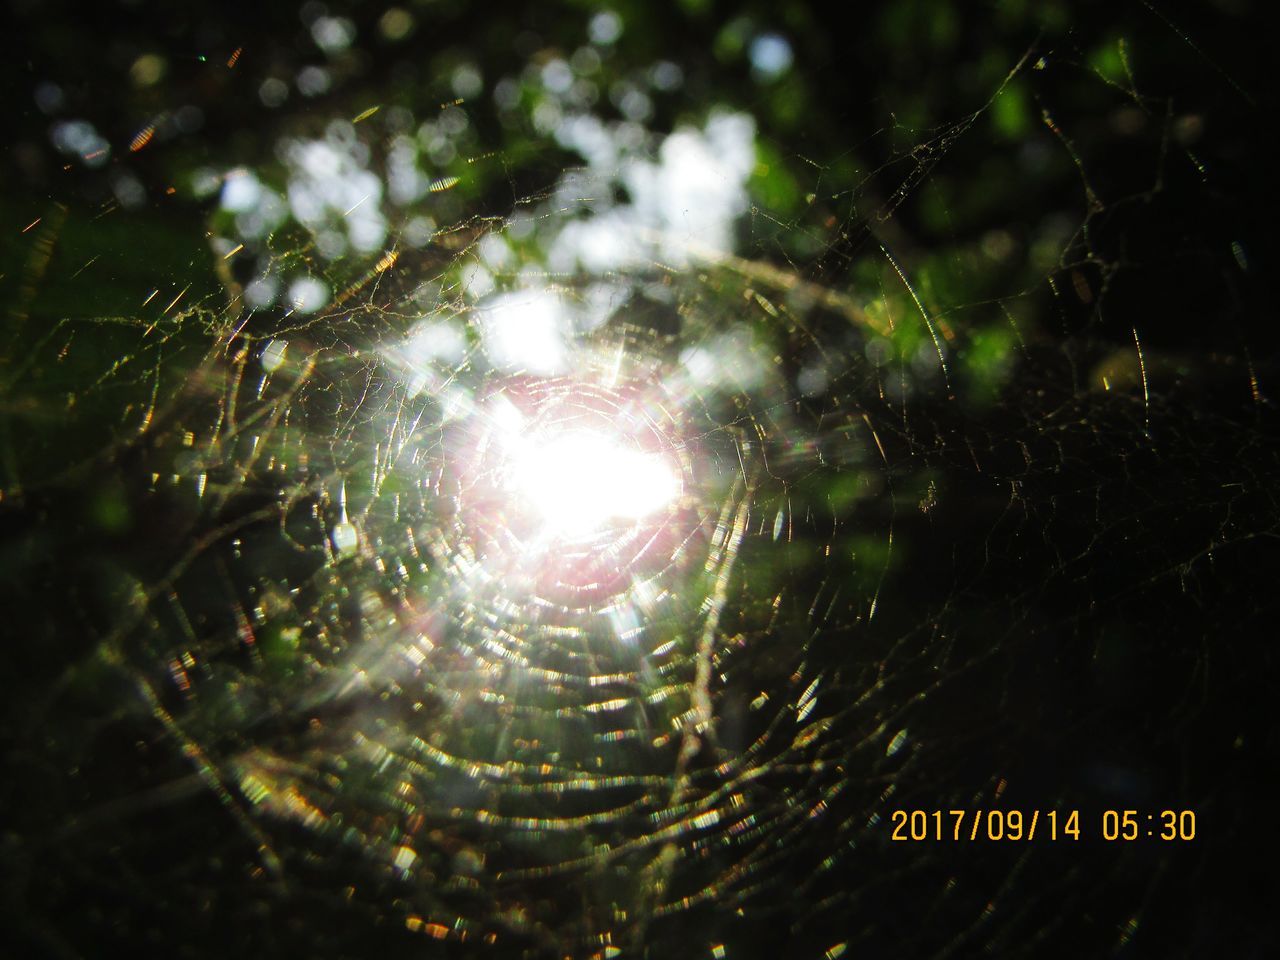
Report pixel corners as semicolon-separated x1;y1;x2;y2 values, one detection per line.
508;427;680;538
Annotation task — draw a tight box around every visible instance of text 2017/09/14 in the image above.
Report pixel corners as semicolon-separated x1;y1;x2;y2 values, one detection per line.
889;809;1197;842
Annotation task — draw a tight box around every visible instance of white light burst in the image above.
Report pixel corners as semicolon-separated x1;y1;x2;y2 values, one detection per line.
440;376;696;611
506;427;680;538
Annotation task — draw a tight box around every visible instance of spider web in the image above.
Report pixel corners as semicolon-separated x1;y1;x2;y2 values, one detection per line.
1;4;1276;959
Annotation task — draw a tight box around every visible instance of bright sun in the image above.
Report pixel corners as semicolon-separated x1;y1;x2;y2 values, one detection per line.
506;427;680;538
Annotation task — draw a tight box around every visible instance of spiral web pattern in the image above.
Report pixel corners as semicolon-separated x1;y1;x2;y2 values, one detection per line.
143;229;890;952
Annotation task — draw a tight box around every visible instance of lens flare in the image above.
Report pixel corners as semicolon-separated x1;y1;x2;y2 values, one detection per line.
441;375;697;613
504;427;680;538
